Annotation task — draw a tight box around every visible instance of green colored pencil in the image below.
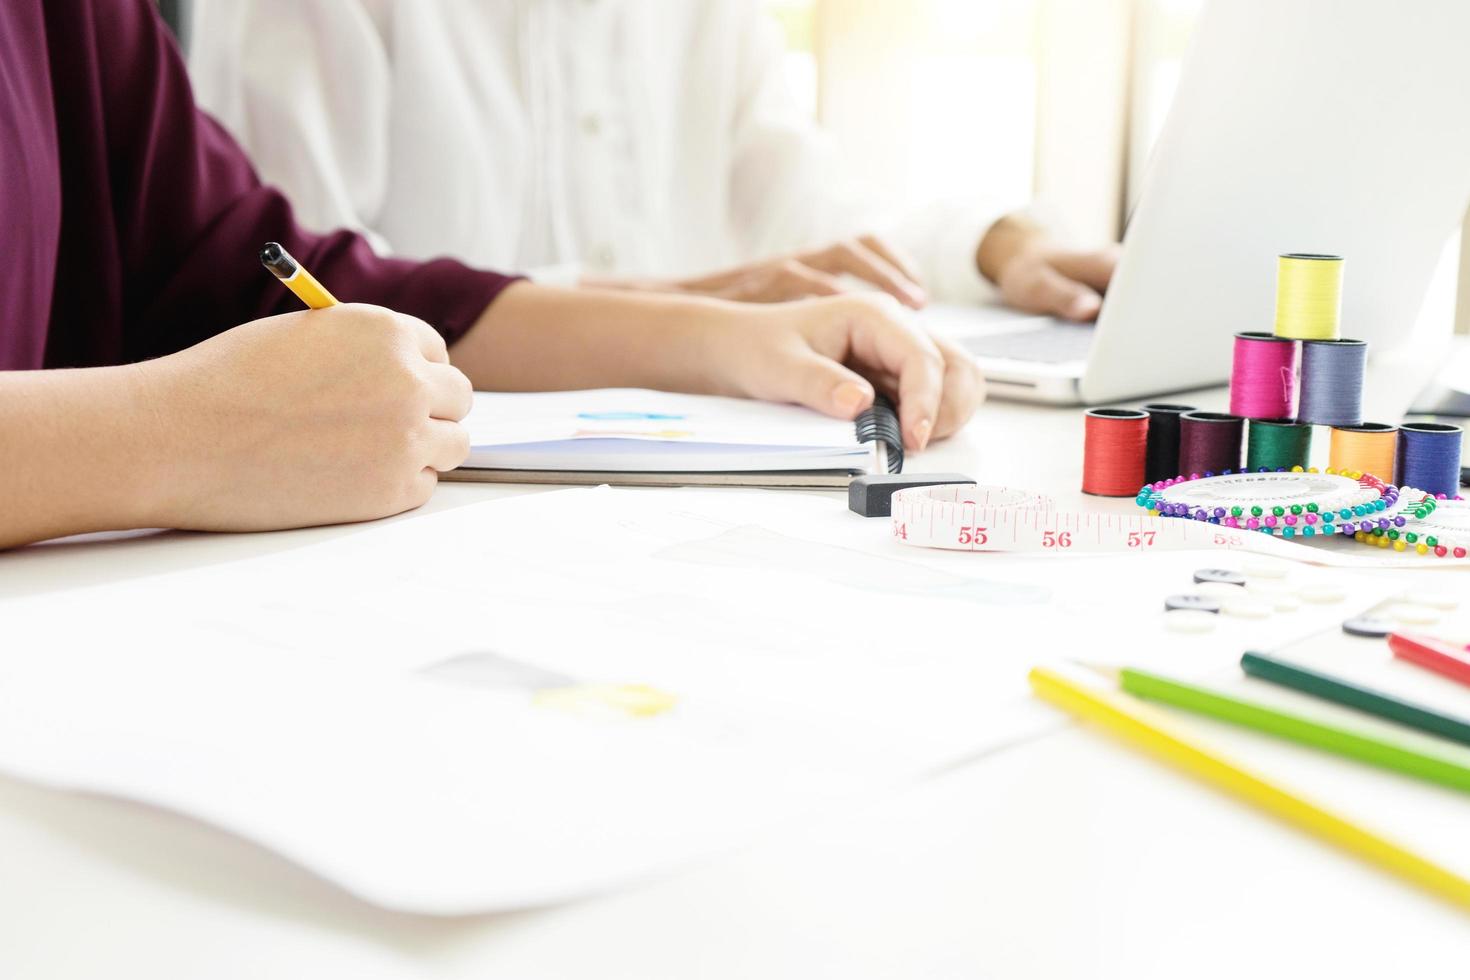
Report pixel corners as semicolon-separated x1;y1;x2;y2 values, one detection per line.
1241;652;1470;749
1116;666;1470;794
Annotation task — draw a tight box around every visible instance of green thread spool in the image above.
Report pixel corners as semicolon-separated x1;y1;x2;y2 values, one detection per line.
1247;418;1314;471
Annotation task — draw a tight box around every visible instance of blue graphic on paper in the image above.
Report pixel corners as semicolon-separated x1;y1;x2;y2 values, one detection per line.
576;411;688;421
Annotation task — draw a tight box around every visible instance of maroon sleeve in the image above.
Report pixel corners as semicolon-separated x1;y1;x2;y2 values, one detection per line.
89;0;519;357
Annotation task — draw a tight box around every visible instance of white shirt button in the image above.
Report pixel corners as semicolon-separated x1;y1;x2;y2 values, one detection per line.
580;113;602;137
590;244;616;269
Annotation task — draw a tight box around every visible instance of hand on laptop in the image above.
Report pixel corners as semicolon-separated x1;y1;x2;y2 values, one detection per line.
586;235;928;310
978;214;1120;322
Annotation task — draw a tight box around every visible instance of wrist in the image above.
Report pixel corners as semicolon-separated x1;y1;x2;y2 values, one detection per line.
976;214;1047;284
103;358;190;530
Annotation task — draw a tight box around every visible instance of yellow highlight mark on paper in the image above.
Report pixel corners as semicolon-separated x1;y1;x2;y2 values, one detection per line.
533;684;679;719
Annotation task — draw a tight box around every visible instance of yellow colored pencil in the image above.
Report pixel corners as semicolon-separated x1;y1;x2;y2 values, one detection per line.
1029;666;1470;913
259;241;339;309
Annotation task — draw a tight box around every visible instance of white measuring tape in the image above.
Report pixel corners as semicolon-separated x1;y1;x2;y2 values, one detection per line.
889;484;1470;568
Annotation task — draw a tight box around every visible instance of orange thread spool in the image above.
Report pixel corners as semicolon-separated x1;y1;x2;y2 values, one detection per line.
1329;423;1398;483
1083;409;1149;496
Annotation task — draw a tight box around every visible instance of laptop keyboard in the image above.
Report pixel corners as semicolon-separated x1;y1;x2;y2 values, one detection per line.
961;323;1096;364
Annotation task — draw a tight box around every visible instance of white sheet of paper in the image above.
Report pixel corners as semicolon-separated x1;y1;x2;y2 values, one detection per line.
0;487;1436;914
462;389;874;471
0;489;1064;913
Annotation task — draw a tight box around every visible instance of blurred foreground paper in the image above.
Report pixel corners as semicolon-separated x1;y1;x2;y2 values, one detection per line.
0;488;1074;914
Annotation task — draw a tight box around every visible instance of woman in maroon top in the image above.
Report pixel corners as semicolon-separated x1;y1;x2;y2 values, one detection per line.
0;0;981;549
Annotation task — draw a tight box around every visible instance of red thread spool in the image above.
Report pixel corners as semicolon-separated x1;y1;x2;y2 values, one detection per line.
1083;408;1149;496
1230;332;1300;419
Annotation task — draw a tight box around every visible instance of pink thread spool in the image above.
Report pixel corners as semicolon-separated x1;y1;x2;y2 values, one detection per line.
1230;332;1300;420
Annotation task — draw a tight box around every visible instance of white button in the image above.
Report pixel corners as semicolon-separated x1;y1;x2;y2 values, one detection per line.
591;244;616;270
1386;603;1442;625
1398;590;1460;611
1221;597;1273;619
1163;610;1218;634
581;113;601;137
1296;582;1347;604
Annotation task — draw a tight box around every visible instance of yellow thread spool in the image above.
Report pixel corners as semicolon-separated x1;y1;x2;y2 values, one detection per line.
1274;253;1343;340
1329;423;1398;483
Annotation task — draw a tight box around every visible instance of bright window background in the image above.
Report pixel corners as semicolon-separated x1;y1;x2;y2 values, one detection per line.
1128;0;1206;210
762;0;1210;222
765;0;1038;215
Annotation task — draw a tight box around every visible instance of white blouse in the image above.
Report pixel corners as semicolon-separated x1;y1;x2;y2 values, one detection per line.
188;0;1006;301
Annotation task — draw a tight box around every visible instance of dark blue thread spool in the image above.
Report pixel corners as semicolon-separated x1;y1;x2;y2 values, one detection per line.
1396;422;1463;497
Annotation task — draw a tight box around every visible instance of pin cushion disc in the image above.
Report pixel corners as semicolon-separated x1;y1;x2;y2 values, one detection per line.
1353;495;1470;558
1138;471;1404;539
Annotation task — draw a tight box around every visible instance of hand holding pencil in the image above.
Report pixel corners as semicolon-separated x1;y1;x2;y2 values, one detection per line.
86;246;475;534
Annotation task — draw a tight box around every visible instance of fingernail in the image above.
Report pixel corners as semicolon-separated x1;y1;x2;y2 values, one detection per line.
913;418;933;451
1070;294;1101;320
904;285;928;308
833;382;871;416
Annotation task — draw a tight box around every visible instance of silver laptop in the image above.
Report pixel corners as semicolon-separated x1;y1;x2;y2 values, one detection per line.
925;0;1470;406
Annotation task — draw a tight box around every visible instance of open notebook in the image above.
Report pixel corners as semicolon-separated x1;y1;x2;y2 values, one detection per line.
444;389;904;488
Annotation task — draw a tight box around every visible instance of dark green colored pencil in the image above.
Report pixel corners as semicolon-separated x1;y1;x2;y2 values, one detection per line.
1241;652;1470;748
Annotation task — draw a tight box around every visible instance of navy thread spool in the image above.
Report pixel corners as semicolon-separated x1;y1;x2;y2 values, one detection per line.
1297;338;1367;426
1396;422;1464;497
1178;411;1245;477
1246;418;1313;471
1142;403;1195;484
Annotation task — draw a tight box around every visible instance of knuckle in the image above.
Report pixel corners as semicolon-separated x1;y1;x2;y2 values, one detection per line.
451;425;472;463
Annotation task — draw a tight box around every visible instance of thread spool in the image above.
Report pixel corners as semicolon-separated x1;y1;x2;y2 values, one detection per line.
1082;408;1149;496
1142;403;1195;484
1296;338;1366;426
1229;333;1299;419
1396;423;1464;498
1274;253;1343;340
1246;418;1312;471
1178;411;1244;477
1329;423;1398;484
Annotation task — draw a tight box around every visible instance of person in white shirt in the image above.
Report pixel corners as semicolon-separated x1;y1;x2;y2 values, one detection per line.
188;0;1117;321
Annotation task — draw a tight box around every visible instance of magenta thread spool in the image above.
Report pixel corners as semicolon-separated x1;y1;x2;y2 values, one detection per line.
1395;422;1464;498
1229;332;1300;420
1178;411;1245;476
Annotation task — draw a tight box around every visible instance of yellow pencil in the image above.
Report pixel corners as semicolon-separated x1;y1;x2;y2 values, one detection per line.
259;241;339;309
1029;666;1470;913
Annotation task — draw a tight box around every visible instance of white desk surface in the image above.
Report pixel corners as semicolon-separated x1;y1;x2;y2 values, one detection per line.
3;354;1469;978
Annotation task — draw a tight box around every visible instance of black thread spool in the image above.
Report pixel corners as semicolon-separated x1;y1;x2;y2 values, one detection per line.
1142;403;1195;483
